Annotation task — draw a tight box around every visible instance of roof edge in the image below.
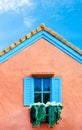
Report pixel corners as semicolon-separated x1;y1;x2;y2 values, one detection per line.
43;27;82;55
0;24;82;57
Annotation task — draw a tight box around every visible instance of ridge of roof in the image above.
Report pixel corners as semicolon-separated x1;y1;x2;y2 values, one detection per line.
0;24;82;57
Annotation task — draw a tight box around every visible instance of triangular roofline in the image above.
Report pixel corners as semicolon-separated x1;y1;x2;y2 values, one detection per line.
0;24;82;64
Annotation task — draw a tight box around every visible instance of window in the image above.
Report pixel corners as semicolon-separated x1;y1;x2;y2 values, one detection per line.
24;77;62;106
34;78;50;103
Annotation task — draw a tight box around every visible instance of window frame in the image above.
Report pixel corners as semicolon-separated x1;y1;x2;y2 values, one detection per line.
34;77;51;103
24;77;62;106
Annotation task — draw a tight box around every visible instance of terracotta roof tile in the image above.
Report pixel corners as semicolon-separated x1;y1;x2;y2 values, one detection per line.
0;24;82;56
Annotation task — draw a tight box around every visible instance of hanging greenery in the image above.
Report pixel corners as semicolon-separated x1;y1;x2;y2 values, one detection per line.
30;103;46;127
46;102;63;127
29;102;63;127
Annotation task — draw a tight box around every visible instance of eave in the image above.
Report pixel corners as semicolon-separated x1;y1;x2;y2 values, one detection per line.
0;24;82;64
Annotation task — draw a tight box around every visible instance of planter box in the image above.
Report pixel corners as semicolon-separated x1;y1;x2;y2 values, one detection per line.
30;102;63;127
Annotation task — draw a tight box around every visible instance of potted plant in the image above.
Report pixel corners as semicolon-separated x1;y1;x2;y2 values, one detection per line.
30;103;46;127
46;102;63;127
30;102;63;127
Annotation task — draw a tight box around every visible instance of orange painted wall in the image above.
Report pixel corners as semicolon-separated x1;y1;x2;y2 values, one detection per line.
0;38;82;130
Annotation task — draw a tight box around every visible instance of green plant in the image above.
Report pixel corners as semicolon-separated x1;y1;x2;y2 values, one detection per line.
30;102;63;127
30;103;46;127
46;102;63;127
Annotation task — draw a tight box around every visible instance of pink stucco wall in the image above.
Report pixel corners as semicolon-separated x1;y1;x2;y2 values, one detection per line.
0;38;82;130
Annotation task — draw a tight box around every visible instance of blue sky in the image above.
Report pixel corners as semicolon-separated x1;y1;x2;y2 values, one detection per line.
0;0;82;51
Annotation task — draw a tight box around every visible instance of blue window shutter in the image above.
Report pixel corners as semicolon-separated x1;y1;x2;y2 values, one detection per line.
51;77;62;103
24;77;34;106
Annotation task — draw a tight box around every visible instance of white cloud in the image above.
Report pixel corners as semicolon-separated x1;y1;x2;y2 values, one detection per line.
0;0;81;28
0;0;34;13
0;0;36;28
41;0;82;12
40;0;81;20
41;0;75;10
24;17;36;28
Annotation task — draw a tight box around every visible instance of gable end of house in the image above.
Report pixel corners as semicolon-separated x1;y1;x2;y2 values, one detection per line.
0;24;82;64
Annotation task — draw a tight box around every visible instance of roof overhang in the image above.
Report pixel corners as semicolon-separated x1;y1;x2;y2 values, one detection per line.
0;24;82;64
